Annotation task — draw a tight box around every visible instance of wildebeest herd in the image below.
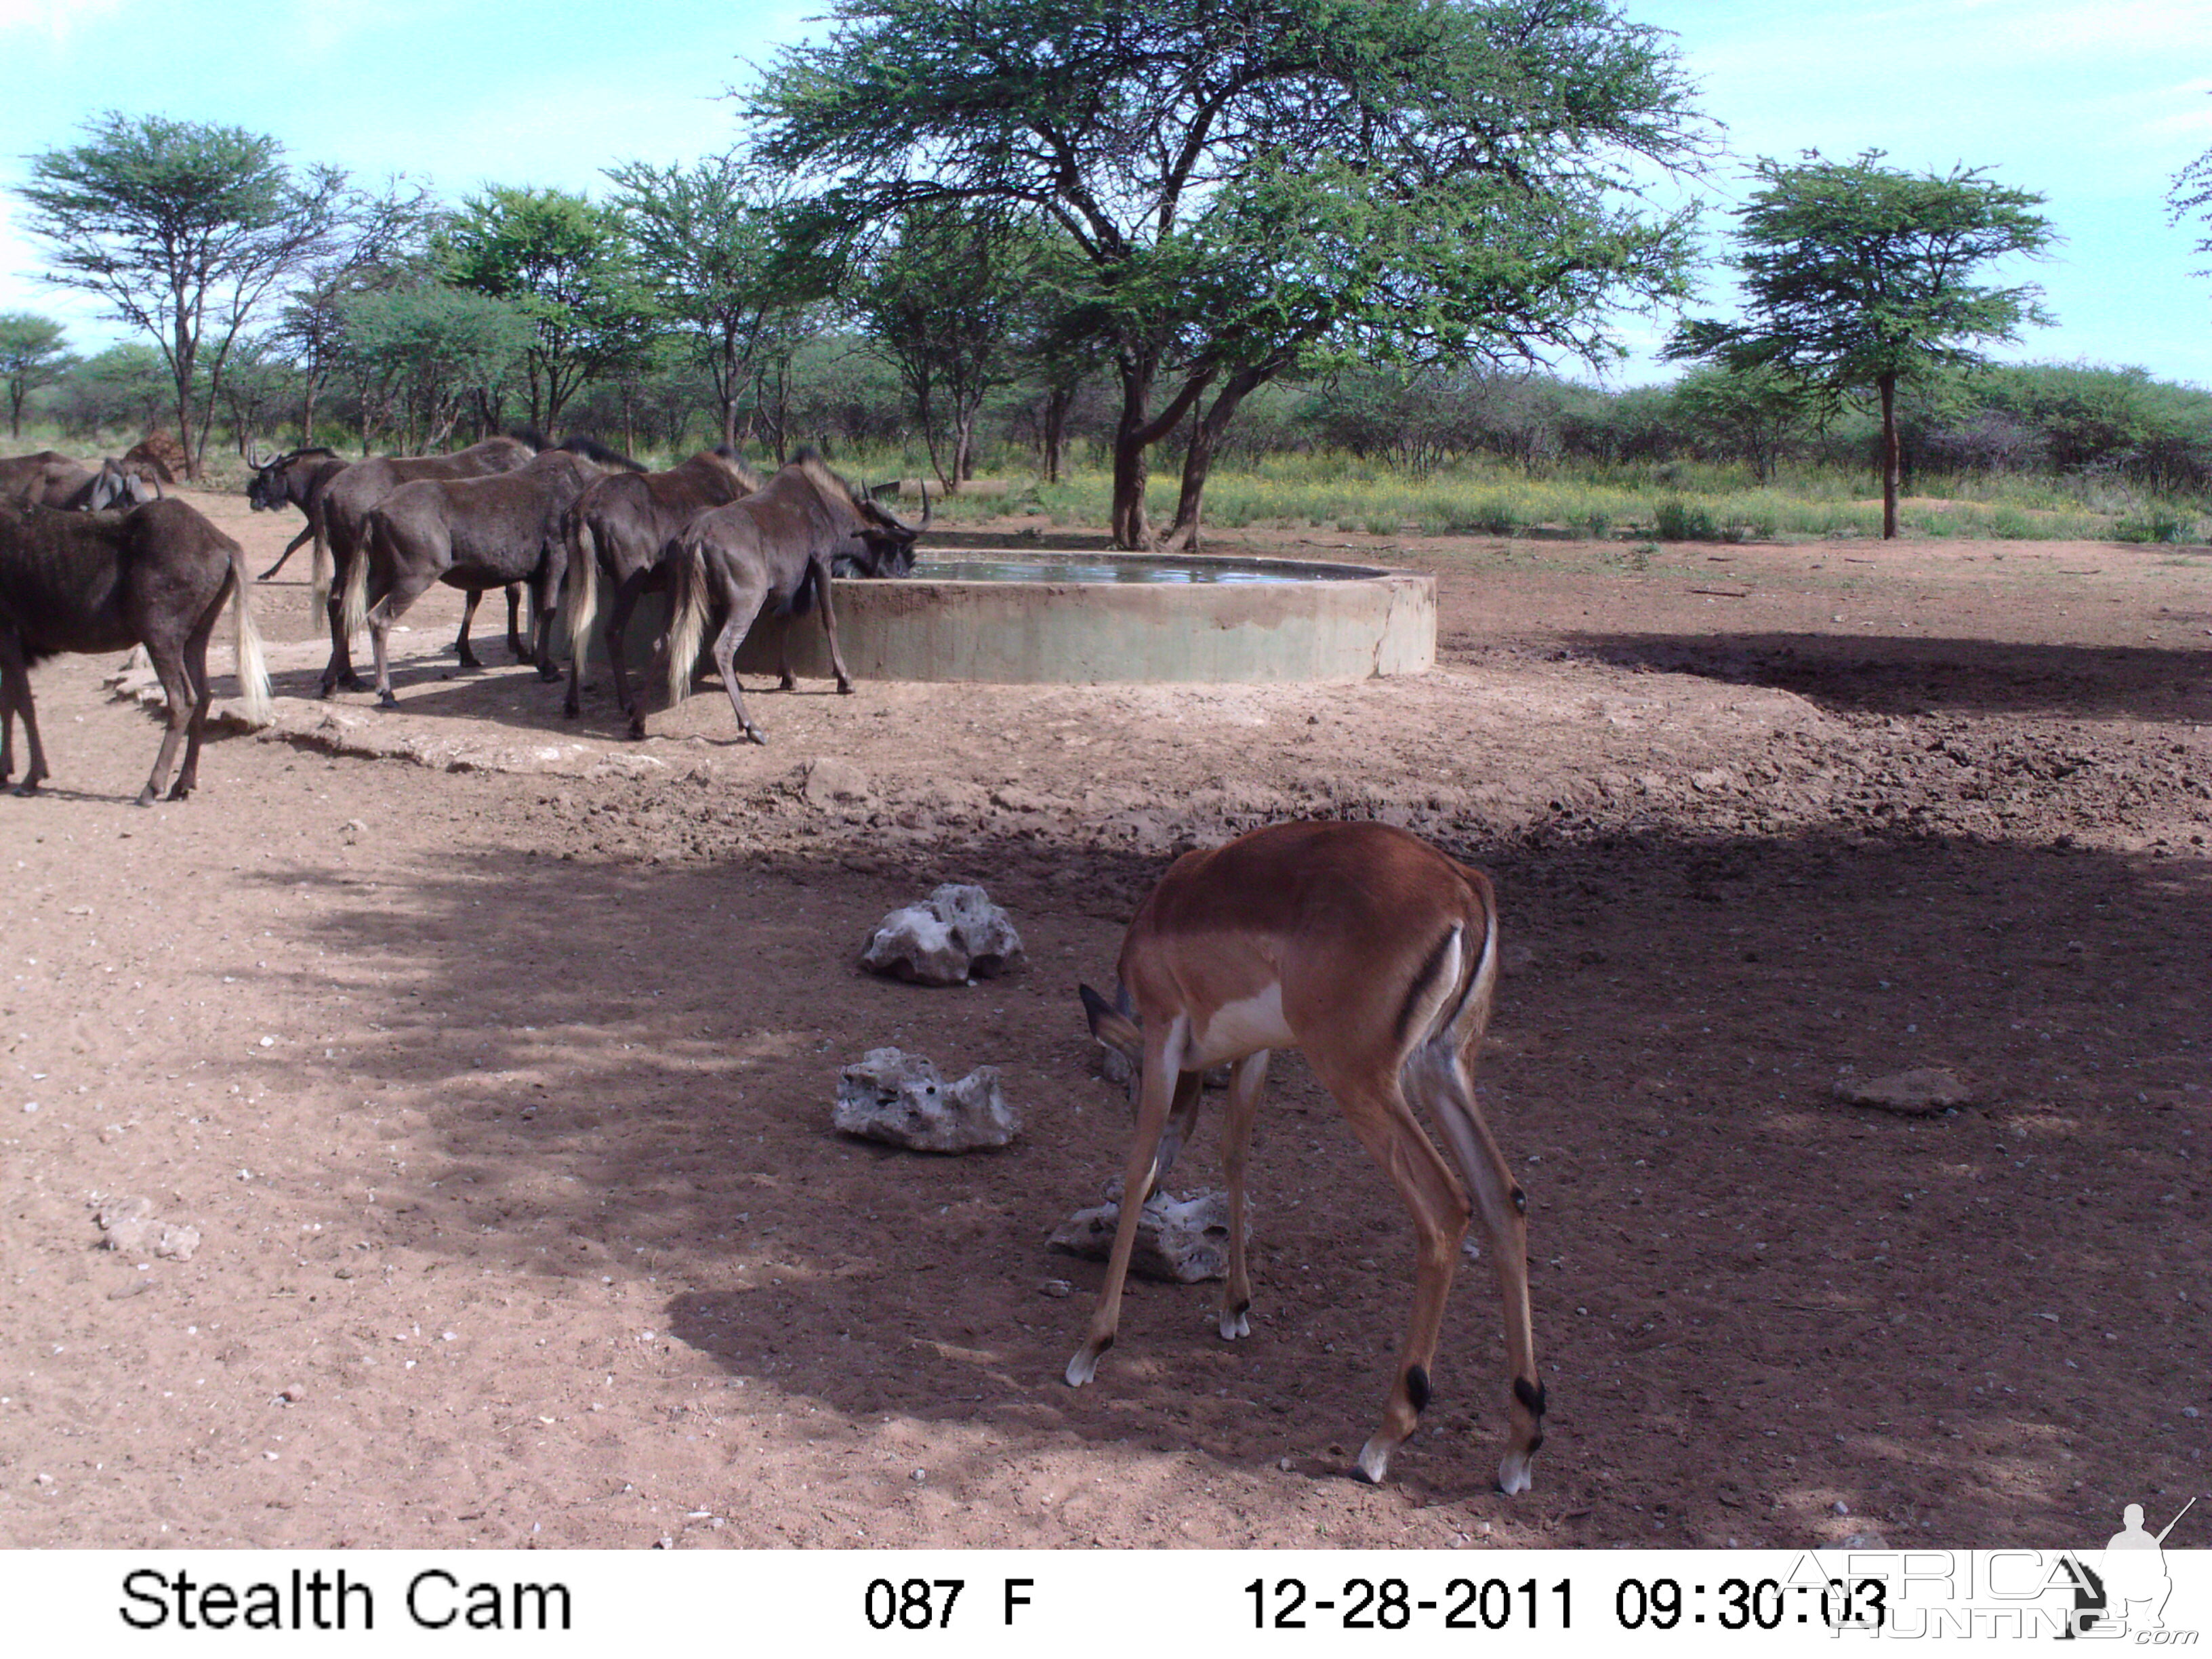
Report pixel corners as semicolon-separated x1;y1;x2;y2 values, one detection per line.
0;430;1546;1494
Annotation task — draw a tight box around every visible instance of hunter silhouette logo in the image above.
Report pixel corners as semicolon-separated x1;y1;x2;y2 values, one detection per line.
2097;1498;2194;1635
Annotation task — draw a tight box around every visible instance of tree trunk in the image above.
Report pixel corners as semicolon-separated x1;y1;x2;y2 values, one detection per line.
1041;385;1071;485
1162;363;1276;552
1879;372;1900;541
300;383;319;449
1107;355;1214;550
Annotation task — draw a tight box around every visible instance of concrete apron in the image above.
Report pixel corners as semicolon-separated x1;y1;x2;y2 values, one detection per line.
588;567;1436;685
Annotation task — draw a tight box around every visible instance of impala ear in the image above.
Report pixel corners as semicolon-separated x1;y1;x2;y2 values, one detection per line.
1079;983;1143;1061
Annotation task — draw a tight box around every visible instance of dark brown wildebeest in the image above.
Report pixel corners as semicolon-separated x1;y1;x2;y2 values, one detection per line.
314;432;544;696
0;453;159;510
243;445;348;582
346;438;644;707
0;497;273;804
661;452;928;745
560;445;763;725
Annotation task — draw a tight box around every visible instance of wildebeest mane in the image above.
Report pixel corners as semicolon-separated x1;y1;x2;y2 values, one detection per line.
556;434;647;473
507;427;552;453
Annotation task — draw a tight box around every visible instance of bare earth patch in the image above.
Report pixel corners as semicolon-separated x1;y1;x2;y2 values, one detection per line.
2;487;2206;1551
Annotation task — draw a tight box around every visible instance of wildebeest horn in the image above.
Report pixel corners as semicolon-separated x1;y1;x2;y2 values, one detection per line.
872;480;933;538
246;442;274;470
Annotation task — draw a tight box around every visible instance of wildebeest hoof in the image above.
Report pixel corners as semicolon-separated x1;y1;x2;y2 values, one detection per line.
133;790;155;807
537;664;562;683
836;680;855;695
16;781;44;798
377;691;400;710
339;674;369;693
743;726;769;746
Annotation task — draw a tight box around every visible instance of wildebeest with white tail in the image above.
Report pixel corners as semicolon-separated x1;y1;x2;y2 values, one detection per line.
0;497;273;804
243;445;348;582
661;451;928;744
561;445;764;727
343;438;645;707
312;432;544;696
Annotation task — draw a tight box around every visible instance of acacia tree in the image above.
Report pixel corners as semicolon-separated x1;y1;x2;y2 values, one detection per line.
14;113;346;476
1667;150;2054;539
0;313;73;438
1669;363;1818;483
443;187;657;433
605;157;829;449
751;0;1707;548
273;178;436;447
854;203;1037;489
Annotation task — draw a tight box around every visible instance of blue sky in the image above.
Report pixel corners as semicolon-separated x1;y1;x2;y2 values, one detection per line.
3;0;2209;388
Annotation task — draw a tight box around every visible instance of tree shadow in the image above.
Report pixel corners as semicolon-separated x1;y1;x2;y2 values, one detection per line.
248;811;2210;1544
1563;630;2212;724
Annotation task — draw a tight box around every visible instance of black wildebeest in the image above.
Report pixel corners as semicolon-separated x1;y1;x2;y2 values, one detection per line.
1;452;162;510
661;452;928;744
346;438;644;707
314;432;543;696
243;445;348;582
0;497;273;804
561;445;763;725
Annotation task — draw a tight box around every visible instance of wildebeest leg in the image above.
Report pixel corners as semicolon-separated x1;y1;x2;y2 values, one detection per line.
603;567;651;722
168;595;224;800
260;522;313;583
504;583;527;661
367;567;446;710
453;589;485;670
707;566;772;745
136;638;197;807
810;558;857;695
0;630;49;795
320;545;367;696
530;565;563;683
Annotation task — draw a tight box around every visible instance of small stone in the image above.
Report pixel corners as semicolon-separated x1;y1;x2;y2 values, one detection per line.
800;756;871;808
1833;1068;1975;1115
1039;1279;1073;1298
1050;1187;1247;1284
833;1048;1020;1152
2185;1406;2200;1419
1832;1500;1850;1515
277;1386;306;1404
340;819;367;846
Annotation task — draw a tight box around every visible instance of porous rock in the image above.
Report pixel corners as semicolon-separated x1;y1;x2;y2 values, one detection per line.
834;1047;1020;1153
93;1194;201;1261
1048;1187;1245;1284
860;883;1024;985
1833;1067;1975;1115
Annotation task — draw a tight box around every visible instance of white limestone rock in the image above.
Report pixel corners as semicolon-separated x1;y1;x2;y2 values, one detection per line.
860;883;1024;985
1048;1187;1246;1284
834;1047;1020;1153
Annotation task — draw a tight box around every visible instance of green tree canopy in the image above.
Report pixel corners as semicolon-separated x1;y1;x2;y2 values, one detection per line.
13;112;347;475
750;0;1708;546
1667;149;2055;537
443;186;657;432
0;312;74;439
605;157;830;449
337;283;533;453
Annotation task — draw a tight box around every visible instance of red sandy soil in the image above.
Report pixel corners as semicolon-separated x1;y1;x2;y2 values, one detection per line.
2;486;2207;1551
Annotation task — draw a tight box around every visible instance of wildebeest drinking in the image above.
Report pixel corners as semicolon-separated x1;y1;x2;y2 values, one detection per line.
660;451;928;744
0;497;273;804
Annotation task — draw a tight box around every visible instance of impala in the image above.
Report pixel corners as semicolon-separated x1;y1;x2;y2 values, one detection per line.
1069;819;1544;1493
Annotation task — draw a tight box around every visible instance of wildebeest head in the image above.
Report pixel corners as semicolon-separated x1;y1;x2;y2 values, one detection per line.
792;451;932;577
245;445;337;512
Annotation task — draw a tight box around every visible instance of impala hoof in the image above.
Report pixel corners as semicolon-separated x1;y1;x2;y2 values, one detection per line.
1353;1437;1392;1485
1495;1451;1534;1496
1218;1307;1251;1340
1063;1351;1099;1388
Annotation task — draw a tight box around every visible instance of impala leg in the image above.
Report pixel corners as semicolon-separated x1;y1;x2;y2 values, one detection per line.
1067;1014;1188;1387
1217;1050;1270;1340
1154;1067;1204;1193
1412;1043;1544;1494
1315;1063;1472;1485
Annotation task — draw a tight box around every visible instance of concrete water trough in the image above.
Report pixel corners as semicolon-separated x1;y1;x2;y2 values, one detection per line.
713;550;1436;684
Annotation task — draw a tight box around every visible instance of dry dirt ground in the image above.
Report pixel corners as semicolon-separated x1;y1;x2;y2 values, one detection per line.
2;486;2207;1553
